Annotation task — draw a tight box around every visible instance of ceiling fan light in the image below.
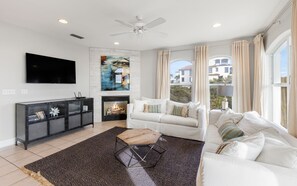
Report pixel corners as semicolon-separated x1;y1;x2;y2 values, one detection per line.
213;23;221;28
58;19;68;24
114;42;120;45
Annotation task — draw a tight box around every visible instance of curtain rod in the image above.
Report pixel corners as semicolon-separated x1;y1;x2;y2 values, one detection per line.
263;0;292;36
169;42;250;52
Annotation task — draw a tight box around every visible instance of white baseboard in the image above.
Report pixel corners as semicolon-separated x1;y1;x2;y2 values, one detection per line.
0;138;15;149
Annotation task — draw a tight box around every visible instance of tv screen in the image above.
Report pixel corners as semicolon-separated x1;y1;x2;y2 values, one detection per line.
26;53;76;84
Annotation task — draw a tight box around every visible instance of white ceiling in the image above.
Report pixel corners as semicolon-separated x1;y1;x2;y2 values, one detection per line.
0;0;289;51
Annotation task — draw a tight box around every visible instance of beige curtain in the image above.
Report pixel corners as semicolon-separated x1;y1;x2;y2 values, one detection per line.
288;0;297;137
156;50;170;99
232;40;251;113
194;45;210;109
253;34;265;115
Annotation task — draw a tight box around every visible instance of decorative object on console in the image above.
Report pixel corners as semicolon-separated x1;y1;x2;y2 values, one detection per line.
49;107;60;117
35;111;46;120
218;85;233;110
74;91;86;99
101;56;130;91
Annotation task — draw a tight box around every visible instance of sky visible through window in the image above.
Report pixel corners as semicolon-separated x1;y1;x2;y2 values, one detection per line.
280;43;289;77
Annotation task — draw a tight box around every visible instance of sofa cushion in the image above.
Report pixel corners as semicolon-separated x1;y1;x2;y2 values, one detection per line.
216;132;265;161
166;100;189;114
142;97;167;113
130;112;164;122
256;128;297;169
143;104;161;113
205;125;223;145
218;122;244;141
238;111;271;135
188;102;200;119
160;115;198;127
215;110;243;128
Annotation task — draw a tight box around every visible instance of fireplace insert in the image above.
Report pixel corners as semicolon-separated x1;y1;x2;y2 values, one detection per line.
101;96;129;121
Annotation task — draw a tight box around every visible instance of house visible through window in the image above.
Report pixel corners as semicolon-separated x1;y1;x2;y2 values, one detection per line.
170;60;192;103
225;67;229;73
209;57;232;109
271;38;291;128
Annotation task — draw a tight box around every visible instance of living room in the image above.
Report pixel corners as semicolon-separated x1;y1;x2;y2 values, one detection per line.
0;0;297;185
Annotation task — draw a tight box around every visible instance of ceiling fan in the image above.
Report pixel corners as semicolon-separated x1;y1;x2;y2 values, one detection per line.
111;16;167;37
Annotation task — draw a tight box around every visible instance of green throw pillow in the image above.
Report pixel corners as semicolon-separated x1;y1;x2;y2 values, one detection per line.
172;105;188;117
218;122;244;141
143;104;161;113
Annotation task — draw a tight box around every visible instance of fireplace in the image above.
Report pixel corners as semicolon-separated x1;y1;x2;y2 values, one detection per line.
101;96;130;121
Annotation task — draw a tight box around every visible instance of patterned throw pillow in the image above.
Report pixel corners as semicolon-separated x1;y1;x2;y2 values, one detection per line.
218;122;244;141
216;132;265;161
143;104;161;113
171;105;188;117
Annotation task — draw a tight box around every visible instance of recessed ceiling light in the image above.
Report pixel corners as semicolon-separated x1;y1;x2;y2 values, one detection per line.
114;42;120;45
213;23;221;28
58;19;68;24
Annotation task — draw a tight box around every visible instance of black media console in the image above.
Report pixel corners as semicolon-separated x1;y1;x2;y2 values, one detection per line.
15;98;94;149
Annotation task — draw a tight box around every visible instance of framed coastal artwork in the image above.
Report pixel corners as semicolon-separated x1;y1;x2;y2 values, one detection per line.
101;56;130;91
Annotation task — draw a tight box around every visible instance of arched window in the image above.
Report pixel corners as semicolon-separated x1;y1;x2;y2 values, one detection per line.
208;57;232;109
170;60;192;103
271;37;291;128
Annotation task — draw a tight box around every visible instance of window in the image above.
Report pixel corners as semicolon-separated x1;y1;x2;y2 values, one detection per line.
221;58;228;64
209;57;232;109
209;67;213;73
271;38;291;128
170;60;192;103
215;59;220;65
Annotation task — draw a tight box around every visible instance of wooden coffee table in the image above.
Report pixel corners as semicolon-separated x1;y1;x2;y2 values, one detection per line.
114;128;166;168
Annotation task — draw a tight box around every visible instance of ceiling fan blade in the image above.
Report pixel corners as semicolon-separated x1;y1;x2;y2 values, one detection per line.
145;17;166;29
110;32;133;36
150;31;168;38
115;20;134;28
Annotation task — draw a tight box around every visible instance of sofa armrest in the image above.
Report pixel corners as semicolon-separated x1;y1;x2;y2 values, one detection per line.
127;103;134;119
198;105;207;139
198;152;297;186
209;109;223;125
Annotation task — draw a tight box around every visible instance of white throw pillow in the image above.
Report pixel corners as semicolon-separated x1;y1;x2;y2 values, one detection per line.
238;111;271;135
188;102;200;119
217;132;265;161
141;97;167;113
166;100;189;115
215;110;243;128
256;128;297;169
133;99;147;112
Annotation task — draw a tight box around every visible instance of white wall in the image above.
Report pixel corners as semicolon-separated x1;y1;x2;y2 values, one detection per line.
89;48;141;122
264;6;291;51
140;50;157;98
0;22;89;146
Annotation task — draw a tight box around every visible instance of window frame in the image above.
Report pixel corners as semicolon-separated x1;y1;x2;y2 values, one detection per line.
270;36;292;128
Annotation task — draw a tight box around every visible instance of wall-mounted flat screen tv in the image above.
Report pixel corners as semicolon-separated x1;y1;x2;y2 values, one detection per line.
26;53;76;84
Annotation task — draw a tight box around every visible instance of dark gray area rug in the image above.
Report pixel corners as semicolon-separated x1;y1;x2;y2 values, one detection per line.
25;127;204;186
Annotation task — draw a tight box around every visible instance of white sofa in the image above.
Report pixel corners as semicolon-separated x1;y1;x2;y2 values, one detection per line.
126;99;207;141
197;110;297;186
